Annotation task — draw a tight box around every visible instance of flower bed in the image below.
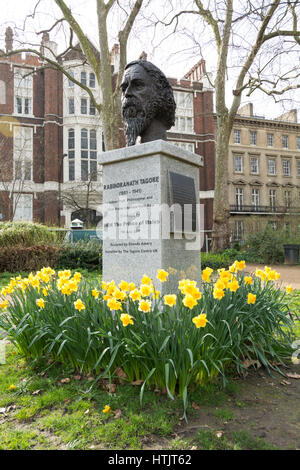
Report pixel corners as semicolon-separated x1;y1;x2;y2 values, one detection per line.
0;262;296;419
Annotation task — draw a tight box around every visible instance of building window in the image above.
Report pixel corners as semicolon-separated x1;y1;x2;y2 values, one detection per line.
172;141;195;152
234;220;244;241
252;189;260;208
250;156;259;174
81;98;88;115
268;158;276;175
282;159;291;176
68;71;74;87
284;190;292;208
235;188;244;208
68;128;75;181
172;91;194;133
13;193;33;221
81;128;98;181
14;67;33;115
297;160;300;177
269;189;276;208
89;100;96;115
282;135;288;149
267;133;274;147
250;130;257;145
297;136;300;150
80;71;87;85
234;155;243;173
234;129;241;144
68;97;75;114
89;73;95;88
13;126;33;181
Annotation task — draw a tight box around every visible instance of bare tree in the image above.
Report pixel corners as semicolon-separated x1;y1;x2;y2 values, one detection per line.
1;0;144;151
159;0;300;251
61;167;103;228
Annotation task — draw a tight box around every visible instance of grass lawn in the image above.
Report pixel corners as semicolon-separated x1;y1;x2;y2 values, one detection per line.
0;343;283;451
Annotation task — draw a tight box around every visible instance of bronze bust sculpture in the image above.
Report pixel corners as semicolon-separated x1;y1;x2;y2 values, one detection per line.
121;60;176;146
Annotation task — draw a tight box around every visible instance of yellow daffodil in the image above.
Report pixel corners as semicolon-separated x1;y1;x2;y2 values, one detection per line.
36;298;45;309
114;289;127;301
286;285;293;293
74;299;86;311
275;272;280;280
235;260;246;270
213;287;225;300
247;293;256;304
128;282;136;292
92;289;100;299
215;279;226;290
107;298;122;311
0;300;9;310
138;299;152;313
120;313;134;327
140;284;152;297
163;294;177;307
154;289;160;299
129;289;142;302
201;268;212;283
119;280;129;292
8;384;16;391
42;288;48;297
157;269;169;283
141;274;152;285
228;279;239;292
192;313;208;328
102;405;111;414
244;276;253;285
183;294;198;310
255;269;263;278
73;272;82;282
58;270;71;279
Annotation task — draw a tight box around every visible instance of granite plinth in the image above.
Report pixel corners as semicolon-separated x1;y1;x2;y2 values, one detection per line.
100;140;203;291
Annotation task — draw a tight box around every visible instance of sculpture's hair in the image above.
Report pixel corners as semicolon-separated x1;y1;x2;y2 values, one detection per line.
124;60;176;129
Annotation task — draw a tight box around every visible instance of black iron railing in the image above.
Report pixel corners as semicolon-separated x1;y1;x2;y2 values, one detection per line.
230;205;300;214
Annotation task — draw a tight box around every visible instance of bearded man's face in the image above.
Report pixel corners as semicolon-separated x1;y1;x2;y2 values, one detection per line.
121;64;161;146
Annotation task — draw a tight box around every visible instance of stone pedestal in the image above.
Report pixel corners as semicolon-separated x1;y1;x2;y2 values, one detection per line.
100;140;204;291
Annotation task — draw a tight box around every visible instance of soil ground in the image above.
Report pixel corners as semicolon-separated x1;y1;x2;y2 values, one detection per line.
144;364;300;450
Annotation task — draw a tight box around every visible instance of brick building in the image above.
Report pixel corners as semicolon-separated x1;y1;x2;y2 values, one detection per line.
0;32;216;233
0;30;63;225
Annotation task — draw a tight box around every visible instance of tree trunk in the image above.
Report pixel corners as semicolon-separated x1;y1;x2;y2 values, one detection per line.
211;114;231;252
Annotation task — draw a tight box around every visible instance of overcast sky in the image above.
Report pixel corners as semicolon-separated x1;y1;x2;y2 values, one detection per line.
1;0;299;119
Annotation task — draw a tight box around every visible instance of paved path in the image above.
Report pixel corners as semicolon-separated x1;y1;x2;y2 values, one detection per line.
245;263;300;290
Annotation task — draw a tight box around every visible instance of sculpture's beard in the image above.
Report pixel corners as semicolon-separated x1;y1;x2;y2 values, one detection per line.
122;97;156;146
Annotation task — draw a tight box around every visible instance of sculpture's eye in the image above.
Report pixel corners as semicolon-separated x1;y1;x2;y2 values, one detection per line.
120;82;127;93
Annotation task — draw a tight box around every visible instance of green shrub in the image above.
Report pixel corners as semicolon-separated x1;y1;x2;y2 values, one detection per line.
243;226;284;264
55;240;102;271
201;253;232;270
0;222;58;248
0;245;60;273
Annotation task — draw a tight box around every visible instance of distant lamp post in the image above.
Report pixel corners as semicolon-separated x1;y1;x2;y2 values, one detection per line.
58;153;68;228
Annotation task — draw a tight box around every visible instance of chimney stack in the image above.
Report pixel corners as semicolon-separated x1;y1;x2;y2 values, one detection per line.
5;27;13;53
